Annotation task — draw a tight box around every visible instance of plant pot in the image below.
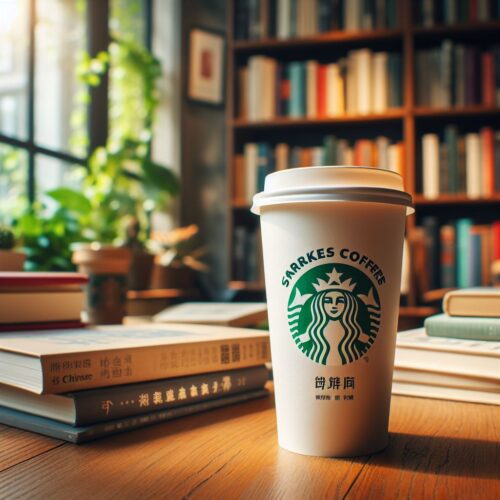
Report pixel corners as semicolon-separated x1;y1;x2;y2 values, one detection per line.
0;250;25;271
150;263;195;289
72;244;131;325
128;250;154;290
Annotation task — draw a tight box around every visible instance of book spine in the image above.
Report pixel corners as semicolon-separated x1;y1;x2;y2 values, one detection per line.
422;133;440;198
289;62;305;117
306;60;319;118
440;225;456;288
465;133;482;198
316;64;327;117
41;336;271;394
482;51;495;106
73;365;269;426
468;230;483;287
481;127;495;196
422;216;441;289
425;316;500;341
456;218;473;288
495;131;500;192
445;125;459;193
277;0;291;39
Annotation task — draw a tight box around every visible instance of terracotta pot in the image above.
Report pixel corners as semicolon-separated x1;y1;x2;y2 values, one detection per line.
150;264;195;289
72;244;131;325
0;250;25;271
128;250;154;290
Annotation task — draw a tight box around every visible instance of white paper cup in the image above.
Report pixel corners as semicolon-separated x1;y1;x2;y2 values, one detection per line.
252;166;413;457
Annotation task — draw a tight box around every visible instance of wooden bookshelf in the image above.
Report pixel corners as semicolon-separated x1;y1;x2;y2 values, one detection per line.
226;0;500;305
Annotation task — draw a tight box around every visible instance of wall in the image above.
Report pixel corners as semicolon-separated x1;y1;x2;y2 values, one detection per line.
180;0;229;298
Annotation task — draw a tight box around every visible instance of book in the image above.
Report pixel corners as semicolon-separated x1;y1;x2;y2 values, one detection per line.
392;381;499;405
0;389;270;443
425;313;500;341
0;365;269;426
0;323;270;394
422;134;440;199
444;288;500;317
0;272;88;288
154;302;267;327
456;218;472;288
395;328;500;380
440;225;456;288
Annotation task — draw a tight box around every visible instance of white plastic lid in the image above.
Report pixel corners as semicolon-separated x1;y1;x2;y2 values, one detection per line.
251;166;414;215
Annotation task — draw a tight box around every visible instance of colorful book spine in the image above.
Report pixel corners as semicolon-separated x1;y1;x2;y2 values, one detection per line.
440;225;456;288
456;218;473;288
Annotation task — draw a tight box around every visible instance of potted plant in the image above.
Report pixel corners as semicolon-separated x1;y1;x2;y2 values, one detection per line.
0;225;25;271
148;225;208;289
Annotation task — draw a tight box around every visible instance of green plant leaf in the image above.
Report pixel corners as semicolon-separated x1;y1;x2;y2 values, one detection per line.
46;188;92;214
142;161;180;196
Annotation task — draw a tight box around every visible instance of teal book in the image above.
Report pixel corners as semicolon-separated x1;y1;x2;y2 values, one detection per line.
445;125;459;193
257;143;270;192
289;62;306;118
323;135;337;165
388;54;402;108
425;314;500;341
456;218;472;288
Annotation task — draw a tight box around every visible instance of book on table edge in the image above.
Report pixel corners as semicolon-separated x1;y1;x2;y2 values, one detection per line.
443;288;500;318
0;323;270;395
0;388;270;444
0;320;85;332
0;272;88;288
425;314;500;341
395;328;500;381
0;365;270;426
153;302;267;327
392;381;499;406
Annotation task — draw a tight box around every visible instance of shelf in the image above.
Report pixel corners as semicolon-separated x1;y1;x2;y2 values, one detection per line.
233;29;403;54
127;288;199;300
232;110;405;129
414;195;500;206
229;281;265;292
413;21;500;39
414;106;500;119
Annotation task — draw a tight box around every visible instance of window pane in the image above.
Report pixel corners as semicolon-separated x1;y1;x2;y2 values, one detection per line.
35;0;88;157
0;144;28;222
0;0;29;139
110;0;146;45
35;154;84;199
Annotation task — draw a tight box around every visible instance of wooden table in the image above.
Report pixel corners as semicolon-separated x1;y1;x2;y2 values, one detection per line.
0;391;498;499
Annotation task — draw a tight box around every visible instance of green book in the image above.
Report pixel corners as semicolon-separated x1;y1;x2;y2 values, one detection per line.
425;314;500;341
456;218;472;289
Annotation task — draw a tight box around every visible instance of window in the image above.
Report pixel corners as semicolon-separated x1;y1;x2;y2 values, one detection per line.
0;0;152;222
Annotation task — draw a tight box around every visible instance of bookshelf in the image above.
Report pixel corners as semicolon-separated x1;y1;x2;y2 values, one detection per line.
225;0;500;305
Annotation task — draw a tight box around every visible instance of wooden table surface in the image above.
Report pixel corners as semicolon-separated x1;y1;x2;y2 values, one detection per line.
0;390;498;499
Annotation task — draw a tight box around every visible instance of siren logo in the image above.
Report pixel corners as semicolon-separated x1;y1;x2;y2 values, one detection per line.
287;263;381;366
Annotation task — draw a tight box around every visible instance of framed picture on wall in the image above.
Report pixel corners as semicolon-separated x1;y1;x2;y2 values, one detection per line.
188;28;225;105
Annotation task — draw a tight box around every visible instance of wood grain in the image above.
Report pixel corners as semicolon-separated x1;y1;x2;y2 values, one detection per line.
0;424;63;473
0;393;498;499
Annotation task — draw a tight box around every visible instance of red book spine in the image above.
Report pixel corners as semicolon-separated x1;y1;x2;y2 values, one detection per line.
492;222;500;260
482;52;495;107
469;0;477;21
481;127;495;196
316;65;327;118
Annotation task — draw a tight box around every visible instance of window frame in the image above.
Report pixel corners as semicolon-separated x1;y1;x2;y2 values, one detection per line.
0;0;153;203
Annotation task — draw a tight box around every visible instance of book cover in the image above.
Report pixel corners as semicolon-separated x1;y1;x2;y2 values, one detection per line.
372;52;388;113
277;0;291;39
422;216;440;290
316;64;327;118
0;323;270;394
444;287;500;317
445;125;459;194
306;60;318;118
440;225;456;288
465;133;482;198
356;49;372;115
481;127;495;196
0;365;270;426
0;389;270;444
426;314;500;342
244;142;258;203
154;302;267;327
456;218;473;288
422;133;440;198
482;51;495;106
289;62;306;118
395;328;500;380
0;272;88;289
440;40;453;108
468;230;482;287
388;53;402;108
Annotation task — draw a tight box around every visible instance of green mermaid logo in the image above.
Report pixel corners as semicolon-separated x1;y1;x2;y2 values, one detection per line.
287;263;381;366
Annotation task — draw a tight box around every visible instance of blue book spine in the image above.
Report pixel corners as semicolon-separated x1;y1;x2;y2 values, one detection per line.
257;143;270;192
445;125;459;193
468;232;482;287
289;62;306;118
456;218;472;288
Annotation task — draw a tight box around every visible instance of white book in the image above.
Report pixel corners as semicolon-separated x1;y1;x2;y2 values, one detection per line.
311;147;324;166
306;60;318;118
244;143;258;203
344;0;360;30
154;302;268;327
465;133;482;199
346;52;357;114
277;0;291;39
392;381;499;405
372;52;388;113
356;49;372;115
275;143;289;171
248;56;265;121
422;133;440;199
395;328;500;381
376;136;390;169
326;63;344;116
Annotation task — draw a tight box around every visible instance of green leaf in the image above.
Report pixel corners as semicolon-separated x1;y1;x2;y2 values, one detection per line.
46;188;92;215
142;161;180;196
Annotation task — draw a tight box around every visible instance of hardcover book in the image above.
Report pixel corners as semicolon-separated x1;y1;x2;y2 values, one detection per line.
425;313;500;341
444;288;500;317
0;323;270;394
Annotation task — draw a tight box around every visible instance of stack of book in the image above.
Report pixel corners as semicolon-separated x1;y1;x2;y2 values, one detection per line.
0;323;271;443
0;272;87;332
234;0;400;41
415;217;500;290
416;41;500;108
416;0;500;27
394;289;500;405
421;126;500;199
236;137;404;204
239;50;402;121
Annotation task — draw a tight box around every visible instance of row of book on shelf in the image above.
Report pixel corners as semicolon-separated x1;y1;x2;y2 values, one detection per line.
239;50;402;121
421;126;500;198
0;273;272;443
413;217;500;293
417;0;500;27
416;42;500;108
234;137;404;204
234;0;400;41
